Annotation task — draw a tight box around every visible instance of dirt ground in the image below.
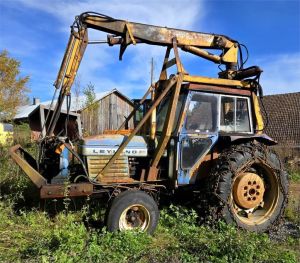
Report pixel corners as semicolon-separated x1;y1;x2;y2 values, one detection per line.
269;183;300;243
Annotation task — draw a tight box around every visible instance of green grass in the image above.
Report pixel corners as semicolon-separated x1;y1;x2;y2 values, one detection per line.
289;171;300;183
0;145;299;262
0;202;298;263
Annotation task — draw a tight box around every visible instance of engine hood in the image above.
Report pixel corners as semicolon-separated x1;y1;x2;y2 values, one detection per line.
78;134;148;157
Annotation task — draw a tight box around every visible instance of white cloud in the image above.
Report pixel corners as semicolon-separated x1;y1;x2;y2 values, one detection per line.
17;0;203;29
15;0;204;97
255;53;300;95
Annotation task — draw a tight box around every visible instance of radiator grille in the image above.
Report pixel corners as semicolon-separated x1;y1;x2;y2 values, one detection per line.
86;156;130;182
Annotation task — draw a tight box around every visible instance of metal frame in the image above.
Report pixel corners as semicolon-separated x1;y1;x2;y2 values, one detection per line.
9;144;47;188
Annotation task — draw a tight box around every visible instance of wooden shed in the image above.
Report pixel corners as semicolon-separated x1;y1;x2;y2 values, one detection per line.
80;89;134;136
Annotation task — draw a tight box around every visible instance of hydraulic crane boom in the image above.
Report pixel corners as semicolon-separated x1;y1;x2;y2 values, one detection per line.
46;12;246;137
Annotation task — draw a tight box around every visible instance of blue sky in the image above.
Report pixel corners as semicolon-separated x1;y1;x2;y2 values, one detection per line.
0;0;299;102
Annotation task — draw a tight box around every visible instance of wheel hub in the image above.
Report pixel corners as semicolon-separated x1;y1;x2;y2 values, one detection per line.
233;172;265;209
119;204;150;230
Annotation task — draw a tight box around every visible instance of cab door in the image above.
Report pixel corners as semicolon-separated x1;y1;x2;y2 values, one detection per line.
177;92;219;184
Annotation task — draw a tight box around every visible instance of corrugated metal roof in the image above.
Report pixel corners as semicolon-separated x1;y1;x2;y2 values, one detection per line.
14;89;130;120
42;90;113;112
14;104;40;119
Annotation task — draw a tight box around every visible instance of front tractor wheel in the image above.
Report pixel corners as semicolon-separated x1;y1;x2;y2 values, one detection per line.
106;190;159;234
208;143;288;232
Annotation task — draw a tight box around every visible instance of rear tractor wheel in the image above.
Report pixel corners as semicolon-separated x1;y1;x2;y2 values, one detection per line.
106;190;159;234
208;143;288;232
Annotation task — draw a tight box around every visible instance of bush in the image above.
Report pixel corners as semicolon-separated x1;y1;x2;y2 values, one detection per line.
13;122;32;146
0;144;39;207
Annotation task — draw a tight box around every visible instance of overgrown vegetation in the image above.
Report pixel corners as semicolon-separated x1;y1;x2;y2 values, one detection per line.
13;122;32;145
0;144;299;262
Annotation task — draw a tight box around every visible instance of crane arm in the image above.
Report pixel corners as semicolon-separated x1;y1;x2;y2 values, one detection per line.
54;12;240;93
47;12;240;136
81;12;238;62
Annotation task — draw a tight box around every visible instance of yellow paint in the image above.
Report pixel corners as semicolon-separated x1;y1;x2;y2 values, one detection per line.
252;93;264;132
125;22;137;45
62;34;81;89
0;123;13;145
183;75;250;88
58;29;88;94
222;45;238;63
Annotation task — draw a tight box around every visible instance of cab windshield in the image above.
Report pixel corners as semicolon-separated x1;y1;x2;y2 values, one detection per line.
156;91;186;133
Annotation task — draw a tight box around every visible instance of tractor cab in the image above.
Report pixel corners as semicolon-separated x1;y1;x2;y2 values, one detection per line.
152;83;256;185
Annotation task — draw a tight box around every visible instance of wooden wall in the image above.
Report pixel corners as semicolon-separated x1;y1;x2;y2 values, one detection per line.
80;93;134;136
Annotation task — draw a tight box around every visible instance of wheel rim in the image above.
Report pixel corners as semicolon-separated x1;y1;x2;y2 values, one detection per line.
231;165;280;225
119;204;150;231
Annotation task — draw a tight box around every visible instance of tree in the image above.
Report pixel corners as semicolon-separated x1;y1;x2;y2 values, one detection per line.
82;82;97;136
0;50;29;121
83;82;96;109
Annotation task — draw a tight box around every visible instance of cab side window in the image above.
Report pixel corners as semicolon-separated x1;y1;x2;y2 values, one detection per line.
220;96;251;133
185;93;218;133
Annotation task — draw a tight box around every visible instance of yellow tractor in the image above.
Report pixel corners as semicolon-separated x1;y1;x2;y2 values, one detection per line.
10;12;288;233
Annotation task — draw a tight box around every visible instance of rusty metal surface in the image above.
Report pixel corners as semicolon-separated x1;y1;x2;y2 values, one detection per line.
184;75;250;88
83;14;235;49
182;45;221;63
97;178;135;184
147;166;159;182
9;144;47;188
159;47;172;81
87;156;129;181
54;29;88;93
40;183;93;199
103;129;133;135
232;172;265;209
172;38;186;74
150;74;184;171
189;83;252;96
48;28;88;136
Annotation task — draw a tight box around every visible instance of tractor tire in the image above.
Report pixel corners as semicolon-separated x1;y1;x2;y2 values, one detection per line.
106;190;159;234
207;142;288;232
